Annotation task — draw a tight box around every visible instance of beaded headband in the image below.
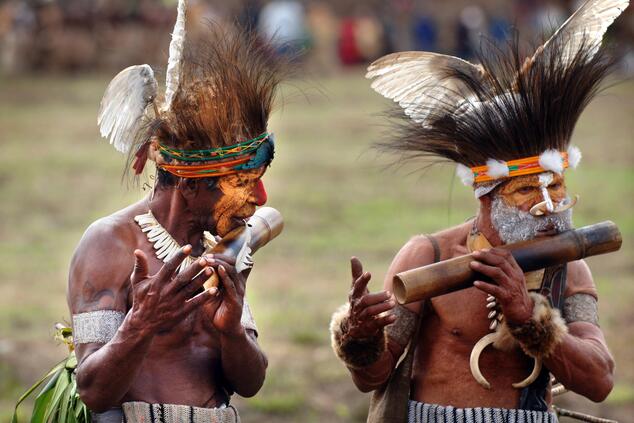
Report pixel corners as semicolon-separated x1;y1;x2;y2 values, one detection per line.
471;152;570;183
156;133;275;179
456;146;582;198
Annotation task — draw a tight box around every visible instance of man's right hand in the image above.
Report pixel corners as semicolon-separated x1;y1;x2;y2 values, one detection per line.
128;246;217;333
346;257;397;339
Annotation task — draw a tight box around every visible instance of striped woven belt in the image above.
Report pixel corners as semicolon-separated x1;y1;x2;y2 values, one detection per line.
121;402;239;423
408;401;558;423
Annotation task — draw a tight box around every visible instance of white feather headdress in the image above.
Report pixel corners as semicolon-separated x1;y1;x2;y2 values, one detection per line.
98;0;188;157
367;0;628;193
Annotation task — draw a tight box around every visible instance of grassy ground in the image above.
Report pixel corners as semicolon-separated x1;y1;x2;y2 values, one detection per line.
0;71;632;422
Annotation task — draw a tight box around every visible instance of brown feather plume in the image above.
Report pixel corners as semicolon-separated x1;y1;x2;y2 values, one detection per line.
162;24;285;149
124;23;286;179
378;33;615;168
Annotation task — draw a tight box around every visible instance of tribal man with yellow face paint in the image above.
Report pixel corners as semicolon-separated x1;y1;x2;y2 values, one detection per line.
66;4;285;421
330;1;628;422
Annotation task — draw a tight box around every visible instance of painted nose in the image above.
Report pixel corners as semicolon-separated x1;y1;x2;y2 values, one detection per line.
253;179;267;206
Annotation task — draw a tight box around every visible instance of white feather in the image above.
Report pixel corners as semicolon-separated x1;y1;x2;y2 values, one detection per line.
532;0;629;67
235;222;254;274
366;51;484;127
456;163;475;186
164;0;188;112
485;159;510;179
98;64;158;154
539;149;565;174
567;145;582;168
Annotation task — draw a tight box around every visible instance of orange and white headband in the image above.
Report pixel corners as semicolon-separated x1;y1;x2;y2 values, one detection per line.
457;146;582;198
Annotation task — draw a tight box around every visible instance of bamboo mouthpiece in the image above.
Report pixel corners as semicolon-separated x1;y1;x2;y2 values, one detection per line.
393;221;621;304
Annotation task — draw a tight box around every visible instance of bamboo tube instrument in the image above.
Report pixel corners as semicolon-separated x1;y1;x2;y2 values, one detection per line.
203;207;283;289
393;221;622;304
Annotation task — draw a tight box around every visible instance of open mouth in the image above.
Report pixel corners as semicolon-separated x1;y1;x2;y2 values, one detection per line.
535;224;558;237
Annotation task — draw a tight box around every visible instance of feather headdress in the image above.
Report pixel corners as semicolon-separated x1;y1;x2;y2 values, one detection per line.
98;0;284;179
367;0;628;196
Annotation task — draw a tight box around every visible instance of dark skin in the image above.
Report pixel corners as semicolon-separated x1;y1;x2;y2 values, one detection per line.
344;173;614;407
68;168;268;412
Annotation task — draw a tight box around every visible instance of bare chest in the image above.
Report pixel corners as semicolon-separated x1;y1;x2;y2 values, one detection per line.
127;252;220;351
429;287;492;343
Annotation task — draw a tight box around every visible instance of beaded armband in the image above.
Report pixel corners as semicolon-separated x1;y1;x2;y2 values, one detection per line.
72;310;125;344
563;293;599;326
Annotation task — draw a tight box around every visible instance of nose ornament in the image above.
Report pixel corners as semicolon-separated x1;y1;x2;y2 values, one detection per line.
530;195;579;216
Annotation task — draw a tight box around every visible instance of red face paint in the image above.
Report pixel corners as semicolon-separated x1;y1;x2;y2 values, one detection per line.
254;179;267;206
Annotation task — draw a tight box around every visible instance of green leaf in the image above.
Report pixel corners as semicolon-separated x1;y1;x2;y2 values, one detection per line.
12;360;65;423
58;379;74;423
82;402;89;423
41;368;70;422
73;399;83;419
64;353;77;371
30;381;58;423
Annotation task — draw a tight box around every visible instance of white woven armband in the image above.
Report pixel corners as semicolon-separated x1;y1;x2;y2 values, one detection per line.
72;310;125;344
563;293;599;326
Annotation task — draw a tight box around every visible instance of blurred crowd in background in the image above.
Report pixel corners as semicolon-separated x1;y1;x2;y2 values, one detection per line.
1;0;633;75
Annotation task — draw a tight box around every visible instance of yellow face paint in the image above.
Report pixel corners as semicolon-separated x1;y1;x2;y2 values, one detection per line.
212;167;266;236
496;173;567;213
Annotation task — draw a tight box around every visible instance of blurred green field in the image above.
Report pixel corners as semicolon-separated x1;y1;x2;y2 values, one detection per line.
0;71;632;422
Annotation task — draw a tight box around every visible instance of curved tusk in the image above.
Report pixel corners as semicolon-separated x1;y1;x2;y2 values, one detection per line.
552;194;579;214
530;195;579;216
469;333;498;389
512;358;542;388
529;200;549;216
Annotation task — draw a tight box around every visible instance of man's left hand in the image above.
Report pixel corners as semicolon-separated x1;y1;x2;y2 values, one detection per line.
470;248;534;325
202;254;248;336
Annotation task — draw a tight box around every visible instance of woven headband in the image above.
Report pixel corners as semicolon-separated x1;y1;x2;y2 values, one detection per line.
457;146;582;187
157;133;275;179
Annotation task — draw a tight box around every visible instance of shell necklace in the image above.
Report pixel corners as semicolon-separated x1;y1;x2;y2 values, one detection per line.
467;229;544;332
134;210;217;273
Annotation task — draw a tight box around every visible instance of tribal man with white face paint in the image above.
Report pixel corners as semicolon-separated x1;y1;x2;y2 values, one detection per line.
330;1;628;422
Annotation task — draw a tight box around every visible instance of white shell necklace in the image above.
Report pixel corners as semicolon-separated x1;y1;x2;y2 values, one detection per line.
134;210;217;273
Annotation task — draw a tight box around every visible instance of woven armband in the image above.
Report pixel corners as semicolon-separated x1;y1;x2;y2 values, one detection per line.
329;303;386;369
507;293;568;359
72;310;125;344
563;293;599;326
385;305;417;347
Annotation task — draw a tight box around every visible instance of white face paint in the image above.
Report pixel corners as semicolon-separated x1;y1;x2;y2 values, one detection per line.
490;194;573;244
538;172;554;212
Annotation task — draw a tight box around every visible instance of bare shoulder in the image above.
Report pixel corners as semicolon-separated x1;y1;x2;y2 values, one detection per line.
68;202;146;313
384;222;471;312
565;259;598;299
385;222;471;276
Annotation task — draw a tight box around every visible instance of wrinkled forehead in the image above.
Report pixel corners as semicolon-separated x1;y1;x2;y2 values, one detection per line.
497;172;566;195
217;167;266;188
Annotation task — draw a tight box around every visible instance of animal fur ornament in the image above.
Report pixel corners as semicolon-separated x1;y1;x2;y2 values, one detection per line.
367;0;628;197
98;0;284;179
470;293;568;389
330;303;387;369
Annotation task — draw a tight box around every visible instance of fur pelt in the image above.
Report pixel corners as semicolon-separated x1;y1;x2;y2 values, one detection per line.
506;292;568;359
329;303;387;369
